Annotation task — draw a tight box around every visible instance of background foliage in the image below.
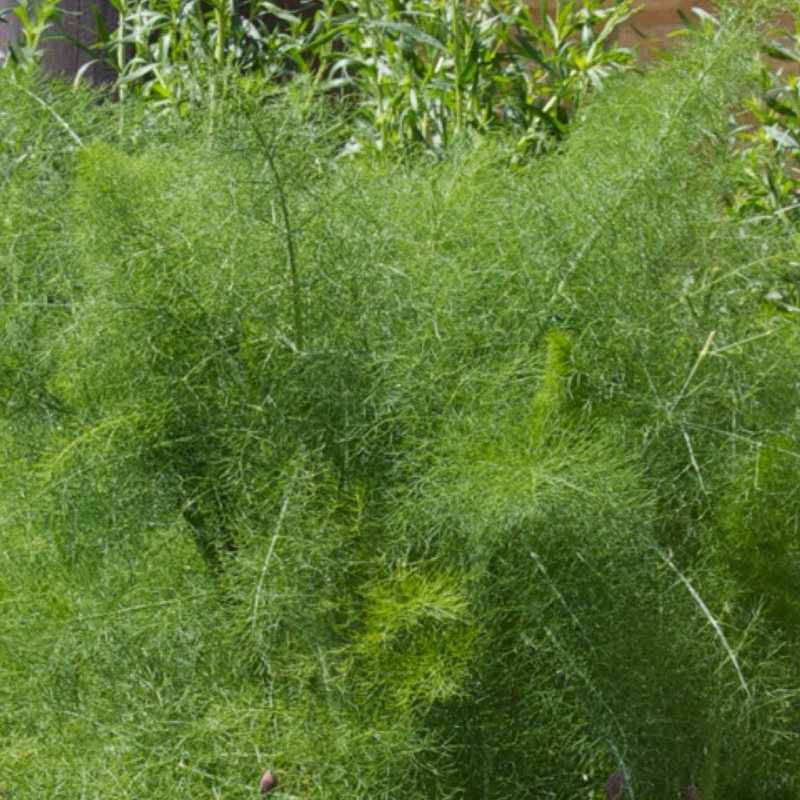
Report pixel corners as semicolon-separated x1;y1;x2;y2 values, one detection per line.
2;3;800;800
3;0;640;152
731;14;800;223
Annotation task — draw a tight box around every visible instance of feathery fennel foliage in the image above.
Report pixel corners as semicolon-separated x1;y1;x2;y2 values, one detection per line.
2;5;800;798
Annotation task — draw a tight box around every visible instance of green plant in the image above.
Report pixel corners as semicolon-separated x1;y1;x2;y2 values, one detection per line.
3;5;800;799
730;20;800;222
0;0;62;70
87;0;319;108
89;0;636;150
303;0;638;153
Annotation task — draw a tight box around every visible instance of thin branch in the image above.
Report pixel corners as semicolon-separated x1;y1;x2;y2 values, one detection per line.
243;107;305;351
251;476;298;636
655;548;751;700
13;81;84;147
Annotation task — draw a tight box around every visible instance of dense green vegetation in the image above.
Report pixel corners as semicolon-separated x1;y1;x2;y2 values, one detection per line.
100;0;638;154
4;0;640;154
2;2;800;798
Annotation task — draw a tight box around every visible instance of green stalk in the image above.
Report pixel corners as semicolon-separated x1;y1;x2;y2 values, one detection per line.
247;115;305;351
214;3;225;65
116;0;126;81
266;145;304;351
449;0;463;134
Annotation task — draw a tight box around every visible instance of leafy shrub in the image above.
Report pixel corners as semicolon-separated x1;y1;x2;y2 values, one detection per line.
302;0;637;154
89;0;638;152
730;18;800;223
2;4;800;799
